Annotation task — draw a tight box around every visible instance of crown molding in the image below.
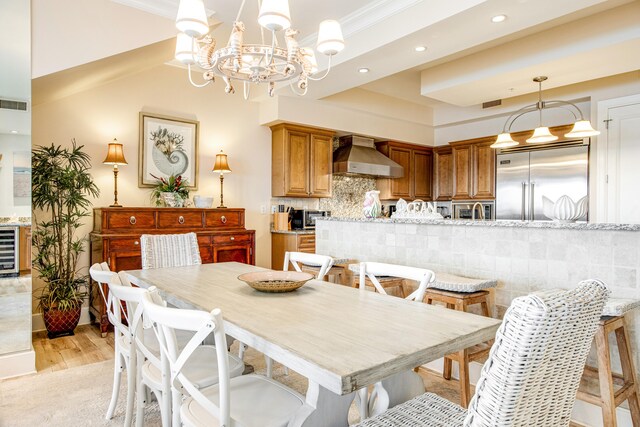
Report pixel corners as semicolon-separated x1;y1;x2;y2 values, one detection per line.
110;0;216;21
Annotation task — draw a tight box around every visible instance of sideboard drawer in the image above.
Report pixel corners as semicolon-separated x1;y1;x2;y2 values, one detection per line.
205;211;242;228
213;234;251;245
108;237;141;251
158;211;203;228
107;211;156;230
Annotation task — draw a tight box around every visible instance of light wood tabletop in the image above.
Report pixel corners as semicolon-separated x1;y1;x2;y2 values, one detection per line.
126;262;501;396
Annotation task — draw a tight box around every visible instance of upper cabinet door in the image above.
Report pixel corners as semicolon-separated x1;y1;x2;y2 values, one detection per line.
452;145;472;200
310;133;332;197
413;150;433;200
389;146;412;199
284;129;311;197
434;148;453;201
473;142;496;199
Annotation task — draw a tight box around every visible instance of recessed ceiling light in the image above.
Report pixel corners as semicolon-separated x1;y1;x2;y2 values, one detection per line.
358;68;370;74
10;130;18;134
491;14;507;23
414;46;427;52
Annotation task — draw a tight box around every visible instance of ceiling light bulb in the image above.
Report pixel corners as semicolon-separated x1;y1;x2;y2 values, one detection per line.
527;127;558;144
491;133;519;149
258;0;291;32
174;32;198;65
415;46;427;52
317;20;344;55
565;120;601;138
358;68;369;74
10;130;18;134
491;14;507;23
176;0;209;38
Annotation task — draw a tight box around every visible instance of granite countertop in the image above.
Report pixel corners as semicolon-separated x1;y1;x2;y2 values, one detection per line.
0;217;31;227
317;216;640;231
271;229;316;235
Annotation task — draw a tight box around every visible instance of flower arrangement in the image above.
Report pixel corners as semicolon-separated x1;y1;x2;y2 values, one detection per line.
151;174;190;206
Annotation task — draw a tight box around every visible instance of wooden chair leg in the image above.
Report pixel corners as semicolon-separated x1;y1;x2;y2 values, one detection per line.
596;325;617;427
458;349;471;409
616;324;640;426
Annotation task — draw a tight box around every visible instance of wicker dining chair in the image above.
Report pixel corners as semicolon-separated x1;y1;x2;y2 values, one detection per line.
140;232;202;270
354;279;610;427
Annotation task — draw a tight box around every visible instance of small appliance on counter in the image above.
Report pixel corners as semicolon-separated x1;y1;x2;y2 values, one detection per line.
452;201;494;220
291;209;330;229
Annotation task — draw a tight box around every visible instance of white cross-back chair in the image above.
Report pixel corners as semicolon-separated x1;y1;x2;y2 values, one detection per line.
89;263;134;425
356;262;436;420
141;289;307;427
284;252;334;281
140;232;202;270
354;279;610;427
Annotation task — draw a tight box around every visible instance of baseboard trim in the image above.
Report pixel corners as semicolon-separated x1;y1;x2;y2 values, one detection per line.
31;307;92;332
419;358;633;427
0;347;36;379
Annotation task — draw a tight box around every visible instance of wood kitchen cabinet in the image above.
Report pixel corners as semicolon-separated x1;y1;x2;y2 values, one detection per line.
451;136;496;200
434;146;453;201
375;141;433;201
19;226;31;273
90;207;255;336
271;123;334;198
271;232;315;270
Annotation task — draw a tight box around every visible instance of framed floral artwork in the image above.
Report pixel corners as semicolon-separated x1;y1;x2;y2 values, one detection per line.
138;112;199;189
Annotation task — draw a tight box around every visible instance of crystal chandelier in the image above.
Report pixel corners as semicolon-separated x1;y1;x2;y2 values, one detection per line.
491;76;600;148
174;0;345;98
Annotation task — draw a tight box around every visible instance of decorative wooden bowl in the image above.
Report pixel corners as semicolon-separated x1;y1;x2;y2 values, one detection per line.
237;271;314;293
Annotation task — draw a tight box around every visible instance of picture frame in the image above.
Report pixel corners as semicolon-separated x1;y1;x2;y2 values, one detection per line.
138;112;199;189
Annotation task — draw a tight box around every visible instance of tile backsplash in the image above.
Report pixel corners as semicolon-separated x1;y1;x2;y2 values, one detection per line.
319;175;377;218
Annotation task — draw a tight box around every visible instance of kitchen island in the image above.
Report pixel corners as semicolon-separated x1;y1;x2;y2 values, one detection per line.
316;216;640;424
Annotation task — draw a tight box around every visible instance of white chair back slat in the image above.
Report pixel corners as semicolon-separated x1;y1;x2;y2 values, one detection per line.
359;262;435;302
464;279;610;426
284;252;334;280
140;232;202;270
142;291;231;427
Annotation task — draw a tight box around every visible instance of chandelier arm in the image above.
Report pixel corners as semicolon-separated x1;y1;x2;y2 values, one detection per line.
289;81;308;96
264;30;277;67
543;100;584;120
307;55;333;81
243;81;251;100
502;104;540;133
187;64;212;88
236;0;247;23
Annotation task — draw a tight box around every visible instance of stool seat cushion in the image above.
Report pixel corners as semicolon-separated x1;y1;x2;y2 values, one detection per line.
602;298;640;317
431;272;496;293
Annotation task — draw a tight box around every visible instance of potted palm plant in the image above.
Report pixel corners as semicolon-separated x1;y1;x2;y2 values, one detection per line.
32;140;99;338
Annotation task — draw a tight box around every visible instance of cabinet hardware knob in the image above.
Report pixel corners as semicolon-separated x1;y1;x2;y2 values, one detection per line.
178;216;185;224
129;216;136;225
230;236;235;240
221;216;227;224
134;241;139;245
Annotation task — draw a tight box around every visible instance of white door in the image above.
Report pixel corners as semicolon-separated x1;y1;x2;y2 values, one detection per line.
606;102;640;224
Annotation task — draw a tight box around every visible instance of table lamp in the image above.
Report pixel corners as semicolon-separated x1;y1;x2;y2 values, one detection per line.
212;150;231;208
103;139;128;207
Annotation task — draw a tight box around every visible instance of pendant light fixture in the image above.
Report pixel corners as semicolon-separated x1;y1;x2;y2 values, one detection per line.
491;76;600;149
173;0;345;99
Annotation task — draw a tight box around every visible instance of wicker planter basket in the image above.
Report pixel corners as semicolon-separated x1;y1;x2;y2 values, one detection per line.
43;306;81;339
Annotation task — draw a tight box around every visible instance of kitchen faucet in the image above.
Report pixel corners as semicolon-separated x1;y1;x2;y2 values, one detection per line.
472;202;485;220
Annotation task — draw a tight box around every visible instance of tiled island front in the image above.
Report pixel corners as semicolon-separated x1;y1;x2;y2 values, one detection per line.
316;217;640;426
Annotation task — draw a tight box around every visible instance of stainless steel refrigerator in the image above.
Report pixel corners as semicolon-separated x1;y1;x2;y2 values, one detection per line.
496;144;589;221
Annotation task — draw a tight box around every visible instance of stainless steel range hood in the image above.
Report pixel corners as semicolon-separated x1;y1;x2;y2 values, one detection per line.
333;135;404;178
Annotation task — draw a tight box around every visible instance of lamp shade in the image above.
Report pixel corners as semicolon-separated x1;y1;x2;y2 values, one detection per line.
565;120;601;138
103;139;128;165
212;151;231;174
175;32;198;65
258;0;291;32
317;20;344;55
526;126;558;144
176;0;209;38
491;133;519;149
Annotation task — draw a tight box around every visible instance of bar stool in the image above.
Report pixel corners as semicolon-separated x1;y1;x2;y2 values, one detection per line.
348;264;407;297
577;298;640;427
422;273;497;408
300;257;355;286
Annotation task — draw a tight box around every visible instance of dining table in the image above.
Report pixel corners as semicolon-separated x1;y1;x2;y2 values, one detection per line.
126;262;501;427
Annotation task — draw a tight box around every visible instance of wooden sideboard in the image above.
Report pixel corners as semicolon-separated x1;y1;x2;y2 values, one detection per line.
89;207;255;336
